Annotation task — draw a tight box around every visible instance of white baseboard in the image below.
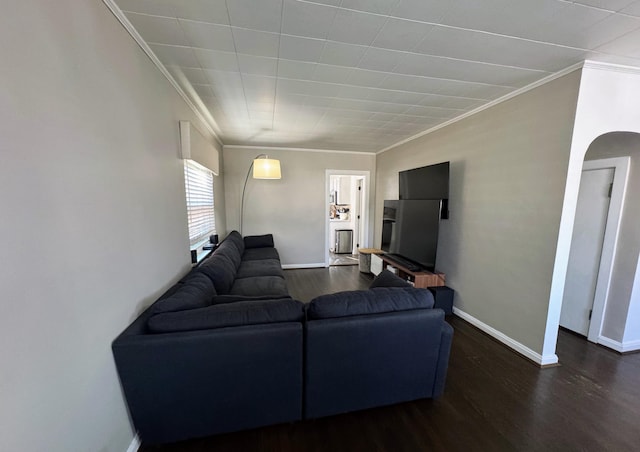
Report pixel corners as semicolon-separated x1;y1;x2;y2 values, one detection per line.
598;336;640;353
453;307;558;366
282;263;326;269
126;434;140;452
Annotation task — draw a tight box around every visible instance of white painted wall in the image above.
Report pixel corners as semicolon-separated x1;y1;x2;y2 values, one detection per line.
376;71;582;361
543;63;640;357
0;1;223;451
223;147;375;266
584;133;640;345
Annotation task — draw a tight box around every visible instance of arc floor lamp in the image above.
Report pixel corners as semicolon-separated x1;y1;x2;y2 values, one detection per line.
240;154;281;234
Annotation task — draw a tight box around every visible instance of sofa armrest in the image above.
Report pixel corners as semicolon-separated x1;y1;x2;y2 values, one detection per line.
112;322;303;444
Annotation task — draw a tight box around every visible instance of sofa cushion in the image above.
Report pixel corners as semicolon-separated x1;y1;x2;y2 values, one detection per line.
147;298;304;333
225;230;245;255
244;234;274;249
307;287;434;320
213;240;242;270
369;269;413;289
198;253;237;294
230;276;289;297
236;259;284;279
148;273;215;315
242;247;280;261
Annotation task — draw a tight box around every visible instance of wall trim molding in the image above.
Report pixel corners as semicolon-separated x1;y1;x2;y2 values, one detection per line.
126;434;140;452
101;0;222;147
453;307;559;366
224;144;374;156
598;336;640;353
282;263;326;269
583;60;640;76
377;62;585;155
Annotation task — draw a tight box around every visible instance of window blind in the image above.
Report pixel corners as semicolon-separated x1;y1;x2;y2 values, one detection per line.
184;160;216;246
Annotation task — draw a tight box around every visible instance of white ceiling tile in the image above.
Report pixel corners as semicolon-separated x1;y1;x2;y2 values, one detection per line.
170;0;229;25
126;12;189;46
313;64;354;83
179;20;235;51
413;26;588;72
595;26;640;57
226;0;283;32
341;0;399;15
241;74;277;95
358;47;403;72
326;9;387;46
573;0;636;11
281;0;338;39
621;1;640;16
191;83;215;98
371;17;433;51
576;13;640;49
393;53;549;86
149;44;200;67
193;48;240;71
232;28;280;57
346;68;388;87
437;0;564;38
337;85;377;101
165;65;210;84
390;0;450;23
277;59;318;79
279;35;326;62
319;41;367;67
116;0;178;17
237;54;278;76
523;3;612;48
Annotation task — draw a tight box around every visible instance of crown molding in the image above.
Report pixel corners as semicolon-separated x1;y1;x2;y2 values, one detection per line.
102;0;223;147
223;144;375;156
377;61;585;155
582;59;640;75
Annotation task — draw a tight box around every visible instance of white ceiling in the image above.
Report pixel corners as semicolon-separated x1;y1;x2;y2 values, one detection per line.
111;0;640;153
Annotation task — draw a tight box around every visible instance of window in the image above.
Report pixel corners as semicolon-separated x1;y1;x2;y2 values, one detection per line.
184;160;216;246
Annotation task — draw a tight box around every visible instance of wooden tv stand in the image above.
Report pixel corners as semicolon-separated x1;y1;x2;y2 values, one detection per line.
380;254;445;288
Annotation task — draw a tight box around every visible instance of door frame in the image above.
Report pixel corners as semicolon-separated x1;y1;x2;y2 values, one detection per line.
579;157;630;342
325;170;370;267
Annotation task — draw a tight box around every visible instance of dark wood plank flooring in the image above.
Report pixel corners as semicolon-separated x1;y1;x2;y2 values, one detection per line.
141;266;640;452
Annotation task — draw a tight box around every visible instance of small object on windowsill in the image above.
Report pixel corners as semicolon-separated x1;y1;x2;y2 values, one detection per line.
203;243;217;251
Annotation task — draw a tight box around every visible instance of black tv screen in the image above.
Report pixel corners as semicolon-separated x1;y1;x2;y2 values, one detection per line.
399;162;449;219
381;199;441;271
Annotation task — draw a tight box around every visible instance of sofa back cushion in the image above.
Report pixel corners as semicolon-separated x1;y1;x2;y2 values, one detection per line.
225;230;245;255
148;273;215;316
147;298;305;333
244;234;274;249
307;287;434;320
198;253;237;294
213;240;242;270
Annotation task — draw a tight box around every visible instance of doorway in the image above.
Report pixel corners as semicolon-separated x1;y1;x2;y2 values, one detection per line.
560;157;629;342
325;171;370;267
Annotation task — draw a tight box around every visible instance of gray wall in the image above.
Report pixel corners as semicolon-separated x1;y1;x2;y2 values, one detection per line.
223;147;375;266
375;71;581;355
585;132;640;342
0;1;223;451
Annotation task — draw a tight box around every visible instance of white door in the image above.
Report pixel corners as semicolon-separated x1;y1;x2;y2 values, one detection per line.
560;167;614;336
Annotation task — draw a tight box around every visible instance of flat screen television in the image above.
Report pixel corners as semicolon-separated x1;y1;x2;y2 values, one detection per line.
399;161;449;219
381;199;442;272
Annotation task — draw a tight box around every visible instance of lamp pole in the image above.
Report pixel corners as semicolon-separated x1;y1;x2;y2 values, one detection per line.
240;154;267;234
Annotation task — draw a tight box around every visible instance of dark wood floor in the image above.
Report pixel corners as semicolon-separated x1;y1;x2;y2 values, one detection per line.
141;266;640;452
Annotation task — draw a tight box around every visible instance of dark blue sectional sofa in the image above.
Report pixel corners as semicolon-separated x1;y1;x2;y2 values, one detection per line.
112;231;453;445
